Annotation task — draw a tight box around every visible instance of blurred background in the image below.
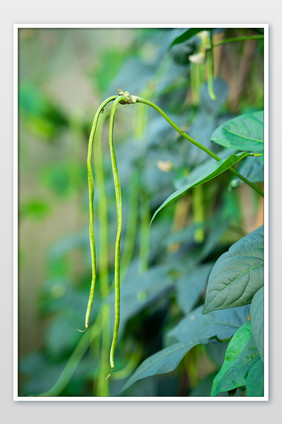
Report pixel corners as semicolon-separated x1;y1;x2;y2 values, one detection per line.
18;27;264;397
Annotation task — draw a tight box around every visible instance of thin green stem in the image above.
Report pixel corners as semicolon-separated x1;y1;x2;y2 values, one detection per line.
213;35;264;48
84;95;118;330
136;97;220;159
207;32;216;101
40;315;102;397
139;191;151;273
111;344;143;380
97;304;111;396
135;97;264;197
193;185;205;243
108;95;127;369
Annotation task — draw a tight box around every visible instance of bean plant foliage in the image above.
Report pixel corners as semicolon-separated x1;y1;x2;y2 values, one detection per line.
18;27;265;398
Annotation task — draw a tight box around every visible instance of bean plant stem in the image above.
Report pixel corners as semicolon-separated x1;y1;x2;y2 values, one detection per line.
213;35;264;48
135;97;264;197
97;304;111;395
207;31;216;101
193;185;205;243
41;313;102;396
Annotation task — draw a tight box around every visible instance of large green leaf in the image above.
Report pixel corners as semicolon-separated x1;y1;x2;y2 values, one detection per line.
246;357;264;396
203;226;264;314
151;152;248;223
121;305;249;393
250;287;264;360
168;305;249;343
211;322;262;396
211;111;264;152
121;339;205;393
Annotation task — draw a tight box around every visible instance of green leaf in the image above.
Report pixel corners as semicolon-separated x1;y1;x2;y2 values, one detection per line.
151;152;248;223
203;226;264;314
211;322;261;396
121;339;205;393
168;305;249;343
176;264;213;314
121;304;249;393
250;287;264;360
246;357;264;396
190;372;218;397
211;111;264;152
169;28;211;48
229;155;264;190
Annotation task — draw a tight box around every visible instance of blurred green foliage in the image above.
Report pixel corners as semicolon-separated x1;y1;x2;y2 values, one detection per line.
18;27;264;397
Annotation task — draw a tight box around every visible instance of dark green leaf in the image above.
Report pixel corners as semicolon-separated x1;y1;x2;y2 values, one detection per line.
121;339;205;393
246;357;264;396
176;264;213;314
122;304;249;393
206;341;229;368
151;152;248;223
203;226;264;314
250;287;264;360
211;111;264;152
211;322;261;396
168;305;249;343
229;155;264;190
169;28;211;48
189;372;218;396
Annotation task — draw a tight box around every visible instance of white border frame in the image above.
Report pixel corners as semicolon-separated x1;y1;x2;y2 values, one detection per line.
13;23;269;402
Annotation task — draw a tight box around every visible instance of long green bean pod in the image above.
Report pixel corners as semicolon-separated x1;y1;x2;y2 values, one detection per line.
108;95;128;369
84;95;118;330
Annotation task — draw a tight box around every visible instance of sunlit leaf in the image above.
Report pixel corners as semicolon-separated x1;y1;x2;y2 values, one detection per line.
211;322;262;396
